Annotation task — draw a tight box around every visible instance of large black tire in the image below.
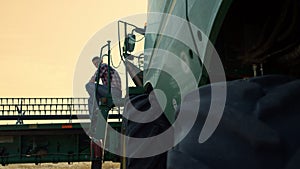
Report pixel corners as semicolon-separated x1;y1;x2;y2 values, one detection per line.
123;94;171;169
167;75;300;169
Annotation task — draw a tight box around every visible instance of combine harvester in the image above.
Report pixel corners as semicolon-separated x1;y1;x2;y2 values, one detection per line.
119;0;300;169
2;0;300;168
0;21;146;169
89;0;300;168
0;97;123;167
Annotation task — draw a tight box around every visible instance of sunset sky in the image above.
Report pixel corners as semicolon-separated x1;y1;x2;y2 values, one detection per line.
0;0;147;97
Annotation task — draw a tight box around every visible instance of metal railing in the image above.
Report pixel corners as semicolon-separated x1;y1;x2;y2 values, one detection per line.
0;98;90;124
0;97;88;116
0;98;123;124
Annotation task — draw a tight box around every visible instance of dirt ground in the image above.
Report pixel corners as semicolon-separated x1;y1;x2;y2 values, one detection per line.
0;162;120;169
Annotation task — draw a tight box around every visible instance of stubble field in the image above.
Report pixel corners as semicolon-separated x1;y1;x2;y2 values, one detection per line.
0;162;120;169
